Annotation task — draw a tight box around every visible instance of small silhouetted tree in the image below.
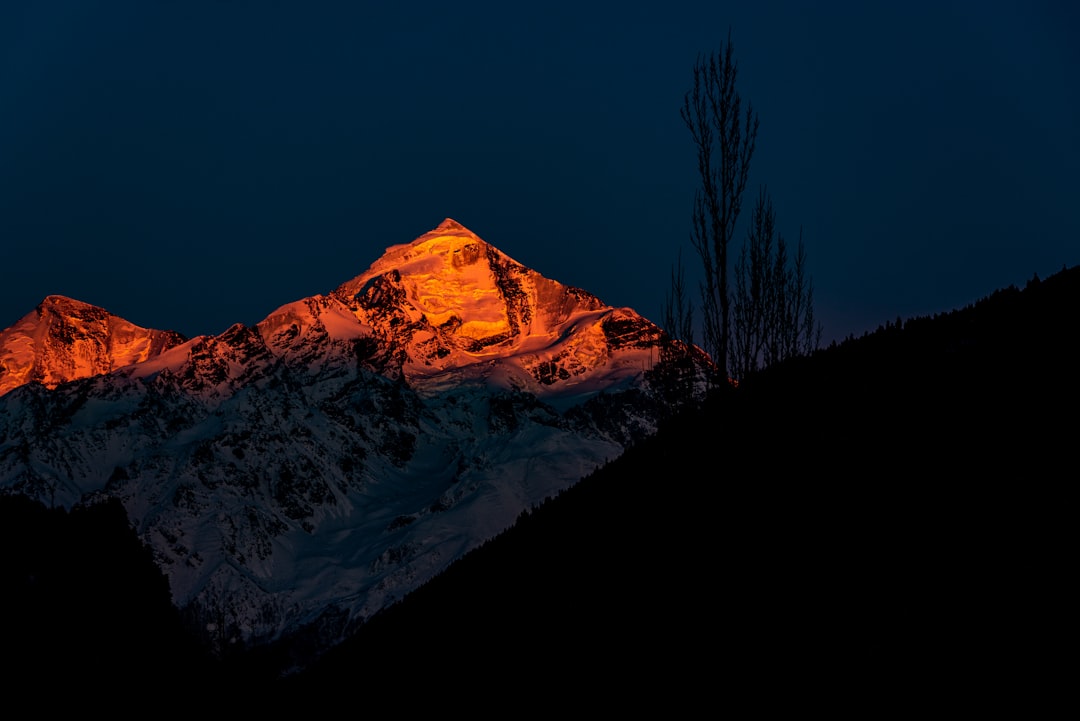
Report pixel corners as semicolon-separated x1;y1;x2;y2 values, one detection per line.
730;187;822;381
662;249;695;347
654;250;698;416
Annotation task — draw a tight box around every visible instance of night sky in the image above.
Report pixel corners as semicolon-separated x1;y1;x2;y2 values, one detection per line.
2;1;1077;348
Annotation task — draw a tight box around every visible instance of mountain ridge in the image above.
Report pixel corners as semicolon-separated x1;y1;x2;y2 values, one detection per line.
3;218;698;403
0;218;713;667
0;294;188;397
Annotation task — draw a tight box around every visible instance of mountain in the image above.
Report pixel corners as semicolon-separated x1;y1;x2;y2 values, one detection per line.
0;294;187;397
0;218;712;672
3;260;1074;709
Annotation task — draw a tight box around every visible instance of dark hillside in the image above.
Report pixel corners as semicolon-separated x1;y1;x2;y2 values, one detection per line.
0;494;224;699
744;264;1079;478
281;265;1078;711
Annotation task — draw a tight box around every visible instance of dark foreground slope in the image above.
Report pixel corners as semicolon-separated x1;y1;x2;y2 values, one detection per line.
0;495;225;697
281;266;1077;711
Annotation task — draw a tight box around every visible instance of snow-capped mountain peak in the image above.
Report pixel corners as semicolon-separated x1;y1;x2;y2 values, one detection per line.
333;219;659;404
0;219;714;672
0;295;187;396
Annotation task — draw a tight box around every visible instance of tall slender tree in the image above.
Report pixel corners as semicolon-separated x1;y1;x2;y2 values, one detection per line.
680;29;759;384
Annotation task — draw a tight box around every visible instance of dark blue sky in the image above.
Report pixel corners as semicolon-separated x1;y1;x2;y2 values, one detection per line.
2;1;1077;347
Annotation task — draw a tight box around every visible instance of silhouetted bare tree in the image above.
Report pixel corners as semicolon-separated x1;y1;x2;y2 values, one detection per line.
662;249;695;347
654;250;698;416
680;29;759;383
730;187;822;382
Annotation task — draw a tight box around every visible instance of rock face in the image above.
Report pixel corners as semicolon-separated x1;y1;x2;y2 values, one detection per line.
0;218;713;665
332;218;665;402
0;295;187;397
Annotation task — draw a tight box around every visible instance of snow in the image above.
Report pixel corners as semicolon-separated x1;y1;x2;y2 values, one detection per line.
257;295;371;345
0;295;188;396
121;336;206;379
0;217;712;664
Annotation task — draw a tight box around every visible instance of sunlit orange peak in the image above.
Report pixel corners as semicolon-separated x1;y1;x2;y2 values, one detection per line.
436;217;466;231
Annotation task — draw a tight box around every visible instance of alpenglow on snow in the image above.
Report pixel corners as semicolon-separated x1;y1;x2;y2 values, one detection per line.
0;218;713;662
